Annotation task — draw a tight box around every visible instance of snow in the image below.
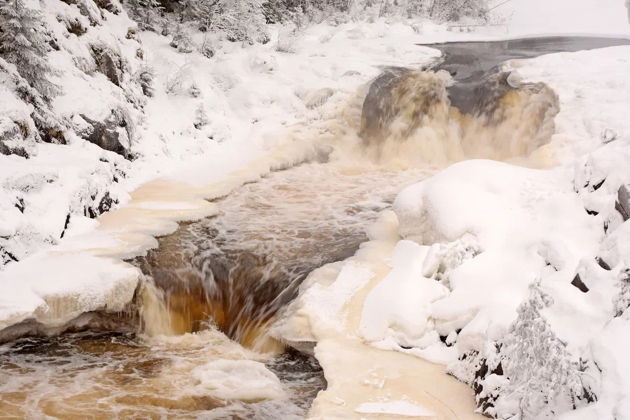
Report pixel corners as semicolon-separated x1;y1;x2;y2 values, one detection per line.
1;0;630;418
560;315;630;420
360;240;450;348
191;359;285;402
0;252;139;331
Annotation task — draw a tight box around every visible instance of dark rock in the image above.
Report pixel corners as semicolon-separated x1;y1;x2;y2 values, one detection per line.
0;247;19;265
596;257;611;271
14;198;25;213
91;45;124;86
592;178;605;191
80;111;130;157
615;185;630;221
359;67;413;146
60;213;71;238
585;208;599;216
98;191;116;214
40;127;66;145
571;274;589;293
60;15;87;36
84;192;118;219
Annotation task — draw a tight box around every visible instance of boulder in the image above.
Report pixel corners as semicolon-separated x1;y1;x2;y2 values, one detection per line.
79;110;131;157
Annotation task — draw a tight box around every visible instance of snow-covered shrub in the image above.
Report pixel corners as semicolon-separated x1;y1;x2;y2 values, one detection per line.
276;25;299;53
169;23;194;53
199;34;216;58
455;283;596;419
126;0;163;31
0;58;66;145
164;63;192;95
193;104;209;129
210;0;269;44
262;0;306;25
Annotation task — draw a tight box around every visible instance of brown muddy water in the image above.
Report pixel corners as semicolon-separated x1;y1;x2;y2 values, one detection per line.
1;36;628;420
0;163;430;419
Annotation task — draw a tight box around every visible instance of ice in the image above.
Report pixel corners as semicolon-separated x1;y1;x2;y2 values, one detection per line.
355;400;436;417
192;359;285;402
0;253;140;332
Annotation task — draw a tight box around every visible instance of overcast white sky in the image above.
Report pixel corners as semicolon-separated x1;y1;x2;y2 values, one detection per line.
496;0;630;36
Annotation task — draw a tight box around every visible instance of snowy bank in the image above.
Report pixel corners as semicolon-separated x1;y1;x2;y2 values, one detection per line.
1;0;452;337
276;44;630;419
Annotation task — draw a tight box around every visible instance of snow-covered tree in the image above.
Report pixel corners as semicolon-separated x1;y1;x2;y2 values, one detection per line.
489;282;592;419
126;0;163;31
0;0;60;100
210;0;269;44
614;268;630;317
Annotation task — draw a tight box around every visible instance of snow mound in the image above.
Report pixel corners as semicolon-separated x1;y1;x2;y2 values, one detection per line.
360;240;449;348
191;359;284;402
0;252;140;332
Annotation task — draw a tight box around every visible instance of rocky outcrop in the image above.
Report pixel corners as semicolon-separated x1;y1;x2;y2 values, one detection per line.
616;185;630;221
91;45;125;86
79;109;133;157
359;67;412;146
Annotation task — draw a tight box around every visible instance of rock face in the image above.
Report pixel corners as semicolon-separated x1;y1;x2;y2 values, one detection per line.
91;45;125;86
359;67;412;146
80;109;133;157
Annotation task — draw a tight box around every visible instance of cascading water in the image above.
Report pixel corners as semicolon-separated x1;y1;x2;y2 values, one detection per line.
2;36;626;420
359;67;559;165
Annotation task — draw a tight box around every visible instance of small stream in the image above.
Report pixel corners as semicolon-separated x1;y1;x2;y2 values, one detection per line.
1;36;628;419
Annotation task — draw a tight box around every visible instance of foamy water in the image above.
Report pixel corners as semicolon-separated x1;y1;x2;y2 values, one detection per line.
0;161;432;419
135;163;432;346
0;51;563;418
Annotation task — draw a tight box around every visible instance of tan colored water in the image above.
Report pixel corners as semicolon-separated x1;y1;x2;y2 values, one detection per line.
0;53;562;419
0;162;431;420
135;163;432;349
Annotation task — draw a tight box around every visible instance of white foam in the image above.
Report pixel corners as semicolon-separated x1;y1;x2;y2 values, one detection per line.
192;359;284;402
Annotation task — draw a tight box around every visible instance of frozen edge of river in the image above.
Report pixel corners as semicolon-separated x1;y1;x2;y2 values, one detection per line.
0;137;322;336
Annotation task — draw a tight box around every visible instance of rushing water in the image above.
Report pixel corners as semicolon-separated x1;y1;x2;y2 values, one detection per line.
2;36;628;420
0;331;324;419
134;163;431;347
0;162;430;419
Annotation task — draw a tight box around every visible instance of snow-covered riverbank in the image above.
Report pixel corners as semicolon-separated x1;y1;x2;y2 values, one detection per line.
1;1;448;335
